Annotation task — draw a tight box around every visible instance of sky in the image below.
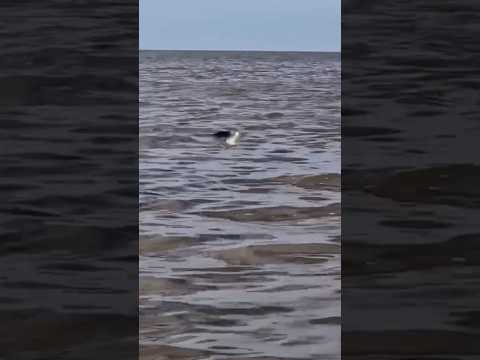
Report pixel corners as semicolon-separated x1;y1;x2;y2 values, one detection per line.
140;0;340;52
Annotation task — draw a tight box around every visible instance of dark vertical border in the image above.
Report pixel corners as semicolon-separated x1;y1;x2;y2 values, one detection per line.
0;2;138;359
343;0;480;358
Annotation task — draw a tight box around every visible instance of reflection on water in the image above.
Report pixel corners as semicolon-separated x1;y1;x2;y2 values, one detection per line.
140;50;340;360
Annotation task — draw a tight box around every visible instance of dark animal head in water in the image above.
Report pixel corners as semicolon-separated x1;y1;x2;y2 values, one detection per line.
213;130;240;145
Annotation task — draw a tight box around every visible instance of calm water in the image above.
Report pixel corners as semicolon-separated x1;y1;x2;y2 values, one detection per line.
140;50;340;360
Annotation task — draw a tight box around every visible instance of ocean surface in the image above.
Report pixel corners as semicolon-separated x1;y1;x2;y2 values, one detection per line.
140;50;340;360
342;1;480;357
0;2;138;358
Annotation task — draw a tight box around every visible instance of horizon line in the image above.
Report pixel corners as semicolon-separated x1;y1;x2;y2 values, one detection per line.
140;48;340;53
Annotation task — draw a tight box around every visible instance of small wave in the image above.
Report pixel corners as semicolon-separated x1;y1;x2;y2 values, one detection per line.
265;112;284;119
196;203;340;222
209;242;340;266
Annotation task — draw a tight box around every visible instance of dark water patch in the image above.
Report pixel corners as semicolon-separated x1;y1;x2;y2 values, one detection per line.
450;311;480;329
176;266;259;273
366;136;404;142
265;112;284;119
177;271;279;284
257;284;319;293
63;305;111;310
102;254;138;263
266;174;340;191
40;262;112;272
141;199;216;213
343;330;480;356
408;110;444;117
210;243;340;266
3;281;93;291
269;148;294;154
78;147;119;155
209;187;231;191
436;134;457;139
344;233;480;275
281;337;325;347
343;126;401;137
309;317;341;325
342;107;370;116
1;313;135;355
209;345;238;350
200;305;294;316
0;119;43;129
2;163;98;176
369;164;480;207
0;225;135;256
141;276;217;297
72;124;137;134
1;207;58;218
199;233;275;241
197;203;340;222
300;196;329;201
91;136;131;144
256;156;308;163
28;194;117;209
231;165;257;170
16;152;85;161
405;149;426;154
0;75;135;106
107;187;138;198
221;178;263;185
408;210;435;216
0;297;21;304
0;183;39;192
380;219;453;229
200;318;247;329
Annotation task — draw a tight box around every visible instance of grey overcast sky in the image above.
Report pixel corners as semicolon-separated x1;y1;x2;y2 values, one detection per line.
140;0;340;52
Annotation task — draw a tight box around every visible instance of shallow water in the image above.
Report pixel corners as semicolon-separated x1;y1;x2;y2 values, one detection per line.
140;50;340;360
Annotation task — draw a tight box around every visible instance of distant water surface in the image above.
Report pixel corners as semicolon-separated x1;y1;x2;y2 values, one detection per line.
140;50;340;360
